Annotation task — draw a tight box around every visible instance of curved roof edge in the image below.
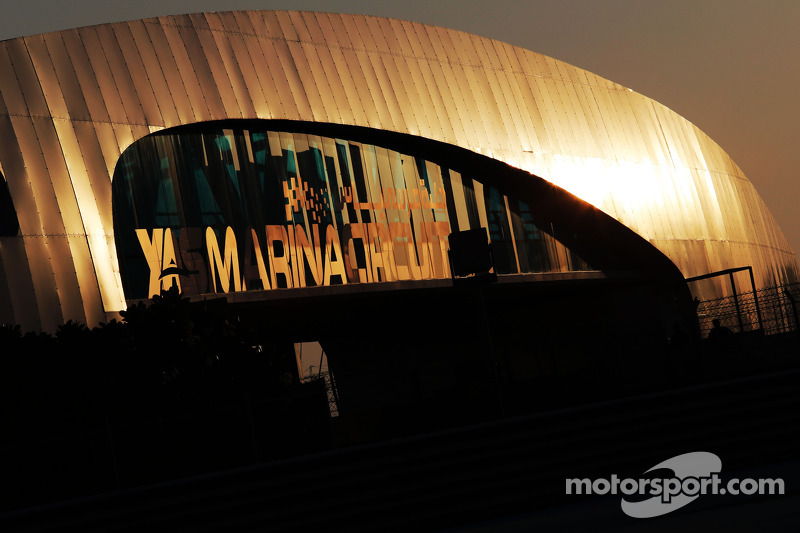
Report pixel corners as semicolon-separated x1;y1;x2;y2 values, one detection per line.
0;10;795;329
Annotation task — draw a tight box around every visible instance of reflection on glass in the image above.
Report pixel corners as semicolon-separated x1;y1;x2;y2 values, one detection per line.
113;125;594;300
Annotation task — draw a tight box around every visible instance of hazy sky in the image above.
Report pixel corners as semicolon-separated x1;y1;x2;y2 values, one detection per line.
2;0;798;259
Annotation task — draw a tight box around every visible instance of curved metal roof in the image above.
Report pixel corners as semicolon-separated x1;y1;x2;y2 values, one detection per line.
0;10;795;330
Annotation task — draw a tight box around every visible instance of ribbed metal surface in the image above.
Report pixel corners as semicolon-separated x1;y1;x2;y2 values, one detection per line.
0;10;796;330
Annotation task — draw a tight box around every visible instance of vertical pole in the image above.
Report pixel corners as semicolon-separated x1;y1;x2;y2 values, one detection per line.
730;272;744;332
775;287;786;333
748;267;763;331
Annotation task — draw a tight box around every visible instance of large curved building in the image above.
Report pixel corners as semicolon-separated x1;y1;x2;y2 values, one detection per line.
0;10;796;334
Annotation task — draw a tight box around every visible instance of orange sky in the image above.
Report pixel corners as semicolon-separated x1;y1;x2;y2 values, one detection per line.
2;0;798;261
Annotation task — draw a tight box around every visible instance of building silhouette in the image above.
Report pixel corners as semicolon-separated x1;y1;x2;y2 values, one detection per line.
0;11;797;421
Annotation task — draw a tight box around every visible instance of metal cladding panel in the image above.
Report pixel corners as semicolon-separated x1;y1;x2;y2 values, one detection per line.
115;23;164;126
40;34;87;120
49;233;86;322
0;237;38;328
72;121;113;229
97;26;149;126
22;235;63;331
0;48;25;114
62;31;111;125
140;22;190;125
6;40;49;118
12;117;66;235
207;26;258;119
0;10;796;331
79;28;129;126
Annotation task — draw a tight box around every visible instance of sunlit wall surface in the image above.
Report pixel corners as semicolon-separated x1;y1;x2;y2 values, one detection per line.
114;127;590;300
0;10;795;330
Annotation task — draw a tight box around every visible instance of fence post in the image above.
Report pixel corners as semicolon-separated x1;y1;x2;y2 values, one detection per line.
729;272;744;332
773;287;783;334
748;267;763;331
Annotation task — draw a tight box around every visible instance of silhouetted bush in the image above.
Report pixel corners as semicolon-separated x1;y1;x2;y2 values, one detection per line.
0;289;335;509
0;287;308;438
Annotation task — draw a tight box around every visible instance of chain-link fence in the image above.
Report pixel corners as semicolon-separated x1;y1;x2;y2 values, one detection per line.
695;282;800;338
301;370;340;418
319;371;340;418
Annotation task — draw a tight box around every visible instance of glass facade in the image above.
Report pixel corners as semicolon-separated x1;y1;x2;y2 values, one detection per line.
113;125;592;300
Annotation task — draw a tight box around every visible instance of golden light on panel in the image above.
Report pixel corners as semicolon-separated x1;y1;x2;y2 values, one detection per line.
0;10;796;332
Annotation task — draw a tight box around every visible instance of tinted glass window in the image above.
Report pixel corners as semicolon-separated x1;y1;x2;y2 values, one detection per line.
112;125;592;300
